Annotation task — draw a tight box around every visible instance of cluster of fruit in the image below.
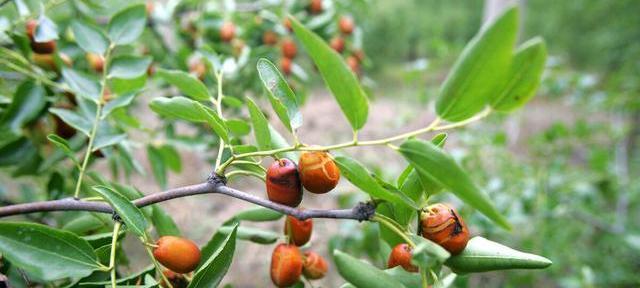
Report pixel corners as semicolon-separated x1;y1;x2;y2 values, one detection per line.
265;151;338;286
388;203;470;272
24;20;71;73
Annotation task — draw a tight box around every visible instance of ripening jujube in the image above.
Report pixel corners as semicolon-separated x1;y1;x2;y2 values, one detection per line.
26;20;56;54
271;244;303;287
420;203;470;255
220;21;236;42
284;215;313;246
387;243;418;272
303;251;328;279
281;38;298;59
298;151;340;194
266;158;303;207
153;236;201;273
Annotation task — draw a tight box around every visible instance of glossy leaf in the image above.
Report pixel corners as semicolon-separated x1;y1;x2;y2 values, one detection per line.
0;81;46;133
290;17;368;131
256;58;302;132
49;108;92;136
246;97;271;150
156;69;210;101
333;250;404;288
398;139;510;229
189;224;238;288
149;96;228;142
62;68;102;103
108;55;152;79
151;206;181;237
92;185;148;236
491;37;547;112
0;222;100;281
218;226;278;244
445;237;552;273
335;156;416;208
71;20;109;54
435;7;518;121
107;4;147;45
233;207;283;222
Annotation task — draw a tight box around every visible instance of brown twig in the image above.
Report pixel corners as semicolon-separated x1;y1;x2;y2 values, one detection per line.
0;174;376;221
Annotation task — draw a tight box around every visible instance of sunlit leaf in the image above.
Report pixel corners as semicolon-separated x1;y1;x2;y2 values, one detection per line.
256;58;302;132
92;185;148;236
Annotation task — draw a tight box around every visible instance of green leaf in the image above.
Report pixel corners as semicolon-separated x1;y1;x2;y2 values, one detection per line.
108;55;152;79
0;222;100;281
290;17;368;131
62;68;102;103
0;81;46;134
92;132;126;152
384;267;422;288
435;7;518;122
398;139;510;229
218;226;279;244
156;69;210;101
151;206;181;237
92;185;149;236
333;250;404;288
233;207;283;222
256;58;302;132
246;97;271;150
49;108;92;136
491;37;547;112
445;237;552;273
157;144;181;172
189;224;238;288
268;125;297;160
107;4;147;45
71;20;109;55
410;235;451;268
62;214;110;235
102;92;137;118
226;119;251;136
335;156;416;208
146;145;167;189
149;97;228;142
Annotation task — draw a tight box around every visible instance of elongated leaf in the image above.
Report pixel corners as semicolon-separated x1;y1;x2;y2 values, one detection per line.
268;125;298;160
92;133;126;151
333;250;404;288
435;7;518;122
157;144;181;172
491;37;547;112
256;58;302;132
410;235;450;268
384;267;422;288
0;222;100;281
151;206;181;236
0;81;46;133
189;224;238;288
445;237;552;273
218;226;278;244
149;96;228;142
62;68;102;103
147;145;167;189
92;185;148;236
71;20;109;55
108;55;152;79
49;108;92;136
233;207;283;222
226;119;251;136
290;17;368;131
62;213;110;235
102;92;137;118
108;4;147;45
398;139;510;229
335;156;416;208
156;69;210;101
246;97;271;150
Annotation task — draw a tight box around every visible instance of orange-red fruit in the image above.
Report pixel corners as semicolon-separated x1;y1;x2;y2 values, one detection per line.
329;36;345;53
32;53;57;70
161;269;188;288
281;39;297;59
26;20;56;54
86;53;104;73
262;30;278;46
153;236;201;273
346;55;360;75
283;18;293;32
420;203;470;255
284;215;312;246
309;0;323;14
280;58;292;75
220;21;235;42
387;243;418;272
266;158;303;207
189;61;206;81
303;251;328;279
339;16;355;35
146;1;155;16
271;244;303;287
298;151;340;194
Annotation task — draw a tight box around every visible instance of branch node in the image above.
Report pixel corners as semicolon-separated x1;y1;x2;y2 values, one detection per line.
207;172;227;186
353;201;376;221
111;212;124;224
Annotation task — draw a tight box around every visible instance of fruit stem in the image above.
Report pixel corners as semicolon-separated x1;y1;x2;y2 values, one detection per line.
108;221;122;288
224;170;266;182
372;215;415;248
213;71;228;172
420;269;429;288
141;234;174;288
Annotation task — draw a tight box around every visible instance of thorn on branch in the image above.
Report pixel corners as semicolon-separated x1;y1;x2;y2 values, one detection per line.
353;201;376;222
207;172;227;186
